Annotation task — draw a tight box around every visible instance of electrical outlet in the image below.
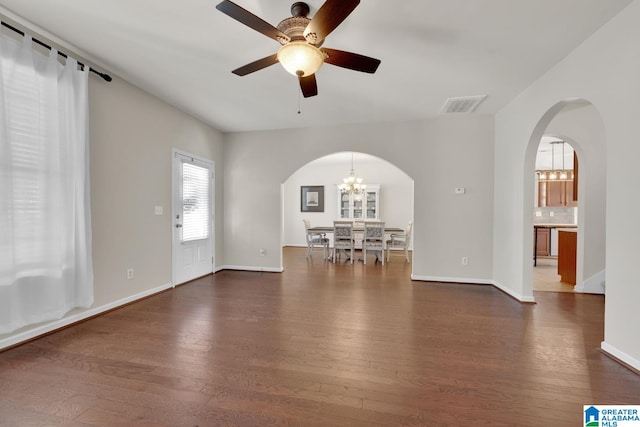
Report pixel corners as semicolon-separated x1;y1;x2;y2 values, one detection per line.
127;268;134;280
461;257;469;265
259;248;266;256
154;206;163;215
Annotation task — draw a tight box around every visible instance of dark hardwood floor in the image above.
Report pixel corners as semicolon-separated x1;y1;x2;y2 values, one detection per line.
1;247;638;426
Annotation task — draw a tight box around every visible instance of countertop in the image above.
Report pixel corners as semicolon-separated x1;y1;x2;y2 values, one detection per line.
534;223;577;228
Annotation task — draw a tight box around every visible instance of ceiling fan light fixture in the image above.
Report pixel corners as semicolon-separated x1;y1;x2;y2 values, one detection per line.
277;41;324;77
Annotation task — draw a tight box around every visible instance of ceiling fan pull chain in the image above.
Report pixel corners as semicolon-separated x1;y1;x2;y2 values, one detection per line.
298;88;302;115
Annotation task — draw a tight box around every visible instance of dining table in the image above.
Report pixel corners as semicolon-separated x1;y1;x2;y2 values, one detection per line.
308;225;405;235
308;224;405;261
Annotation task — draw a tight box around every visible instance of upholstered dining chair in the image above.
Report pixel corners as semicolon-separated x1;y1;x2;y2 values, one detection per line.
303;219;329;259
333;220;354;263
363;221;385;265
386;220;413;263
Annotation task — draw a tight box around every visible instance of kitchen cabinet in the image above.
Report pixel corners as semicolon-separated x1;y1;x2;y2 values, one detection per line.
534;228;550;257
572;152;579;202
537;153;578;207
538;180;576;207
338;184;380;219
558;228;577;285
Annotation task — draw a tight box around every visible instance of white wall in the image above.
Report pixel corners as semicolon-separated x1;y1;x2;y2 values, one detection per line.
283;153;414;248
1;73;224;348
494;0;640;369
223;115;495;281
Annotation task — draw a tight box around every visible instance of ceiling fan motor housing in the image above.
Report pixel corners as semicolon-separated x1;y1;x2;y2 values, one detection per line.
277;2;321;45
290;2;310;17
277;16;311;43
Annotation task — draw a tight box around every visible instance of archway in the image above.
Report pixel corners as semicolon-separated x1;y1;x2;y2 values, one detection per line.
281;151;415;268
522;100;606;297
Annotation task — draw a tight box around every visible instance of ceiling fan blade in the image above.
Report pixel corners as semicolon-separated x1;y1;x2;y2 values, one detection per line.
232;54;279;76
216;1;289;43
322;48;381;73
299;74;318;98
304;0;360;44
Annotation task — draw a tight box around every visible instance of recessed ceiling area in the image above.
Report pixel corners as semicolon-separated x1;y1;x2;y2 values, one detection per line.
0;0;633;132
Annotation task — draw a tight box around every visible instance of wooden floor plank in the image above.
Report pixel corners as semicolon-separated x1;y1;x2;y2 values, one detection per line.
1;246;639;426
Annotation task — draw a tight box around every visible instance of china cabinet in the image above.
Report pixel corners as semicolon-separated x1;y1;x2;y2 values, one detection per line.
337;184;380;219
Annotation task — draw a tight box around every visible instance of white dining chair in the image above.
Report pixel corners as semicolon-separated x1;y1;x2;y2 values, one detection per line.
333;221;354;263
303;219;329;259
363;221;385;265
386;221;413;263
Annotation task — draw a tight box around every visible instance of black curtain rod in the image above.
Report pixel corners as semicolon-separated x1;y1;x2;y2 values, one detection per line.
1;21;112;82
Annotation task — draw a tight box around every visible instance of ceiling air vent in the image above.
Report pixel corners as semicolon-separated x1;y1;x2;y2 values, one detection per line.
440;95;487;114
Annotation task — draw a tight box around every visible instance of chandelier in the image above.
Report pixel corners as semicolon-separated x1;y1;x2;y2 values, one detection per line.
536;140;574;181
338;152;366;200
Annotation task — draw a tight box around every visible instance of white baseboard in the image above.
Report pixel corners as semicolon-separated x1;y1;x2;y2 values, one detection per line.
601;341;640;372
0;282;173;351
575;269;605;294
491;280;536;303
411;274;493;285
411;275;536;303
220;265;284;273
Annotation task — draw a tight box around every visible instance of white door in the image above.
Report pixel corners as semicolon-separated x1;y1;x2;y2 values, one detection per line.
172;150;214;285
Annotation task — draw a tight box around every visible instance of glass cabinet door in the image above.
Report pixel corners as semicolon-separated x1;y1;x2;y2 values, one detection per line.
366;191;377;218
353;198;363;219
340;193;350;219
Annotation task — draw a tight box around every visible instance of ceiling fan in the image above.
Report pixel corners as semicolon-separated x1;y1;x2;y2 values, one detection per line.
216;0;381;98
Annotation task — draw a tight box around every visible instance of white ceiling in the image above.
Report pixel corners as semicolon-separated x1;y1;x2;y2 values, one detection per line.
0;0;633;133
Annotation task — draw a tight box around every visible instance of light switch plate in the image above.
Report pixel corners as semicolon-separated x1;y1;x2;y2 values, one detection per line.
454;187;466;195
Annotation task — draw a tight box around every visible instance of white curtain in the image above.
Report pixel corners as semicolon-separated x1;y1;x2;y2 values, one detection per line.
0;31;93;334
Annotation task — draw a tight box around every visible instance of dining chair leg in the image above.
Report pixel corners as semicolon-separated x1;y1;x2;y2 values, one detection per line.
363;247;367;265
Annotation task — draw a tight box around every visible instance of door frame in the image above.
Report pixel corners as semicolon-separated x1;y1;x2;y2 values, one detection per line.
171;148;215;286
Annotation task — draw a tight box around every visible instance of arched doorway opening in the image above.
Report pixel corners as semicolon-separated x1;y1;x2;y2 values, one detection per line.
522;100;606;297
281;151;415;269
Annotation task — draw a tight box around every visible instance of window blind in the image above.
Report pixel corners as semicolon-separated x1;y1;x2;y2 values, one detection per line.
181;162;210;242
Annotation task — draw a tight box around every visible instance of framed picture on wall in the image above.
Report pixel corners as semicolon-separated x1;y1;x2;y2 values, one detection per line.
301;186;324;212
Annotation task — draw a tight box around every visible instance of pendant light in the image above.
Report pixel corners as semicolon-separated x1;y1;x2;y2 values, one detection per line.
559;142;568;180
548;143;557;180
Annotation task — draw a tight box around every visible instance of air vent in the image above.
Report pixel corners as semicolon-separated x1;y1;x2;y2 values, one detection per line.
440;95;487;114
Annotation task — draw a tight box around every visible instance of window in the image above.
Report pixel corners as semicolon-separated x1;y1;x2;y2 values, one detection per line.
181;162;210;242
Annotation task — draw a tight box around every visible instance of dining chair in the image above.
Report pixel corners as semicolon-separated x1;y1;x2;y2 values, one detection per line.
363;221;385;265
303;219;329;259
333;220;354;263
386;220;413;263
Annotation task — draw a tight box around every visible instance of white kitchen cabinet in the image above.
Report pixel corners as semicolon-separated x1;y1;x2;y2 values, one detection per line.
337;184;380;220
